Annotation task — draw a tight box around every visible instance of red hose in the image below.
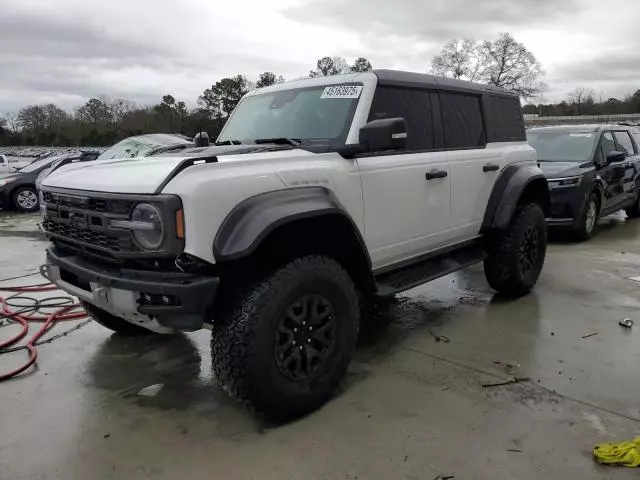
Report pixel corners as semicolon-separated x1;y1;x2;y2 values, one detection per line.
0;282;87;381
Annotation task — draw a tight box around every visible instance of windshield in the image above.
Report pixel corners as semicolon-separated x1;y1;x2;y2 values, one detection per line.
217;84;362;147
527;132;598;162
98;139;156;160
18;157;57;173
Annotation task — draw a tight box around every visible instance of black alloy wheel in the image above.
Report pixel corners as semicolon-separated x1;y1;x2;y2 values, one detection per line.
519;225;540;277
275;294;337;381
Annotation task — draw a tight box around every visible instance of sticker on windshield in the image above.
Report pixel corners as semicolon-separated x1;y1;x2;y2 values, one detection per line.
569;133;593;137
321;85;363;99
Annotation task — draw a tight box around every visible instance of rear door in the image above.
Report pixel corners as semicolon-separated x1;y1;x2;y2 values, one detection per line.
612;130;638;202
599;131;627;210
358;86;451;269
439;92;497;239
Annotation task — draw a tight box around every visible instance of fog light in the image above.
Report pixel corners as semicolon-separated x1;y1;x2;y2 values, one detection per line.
138;293;180;306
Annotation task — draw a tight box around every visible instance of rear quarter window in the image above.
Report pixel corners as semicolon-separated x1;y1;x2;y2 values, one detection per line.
484;95;525;143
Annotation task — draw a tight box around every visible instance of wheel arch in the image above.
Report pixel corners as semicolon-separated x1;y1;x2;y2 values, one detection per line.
213;187;375;294
9;182;37;209
482;163;551;231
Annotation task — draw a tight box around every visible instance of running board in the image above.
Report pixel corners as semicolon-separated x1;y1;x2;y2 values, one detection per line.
374;244;486;296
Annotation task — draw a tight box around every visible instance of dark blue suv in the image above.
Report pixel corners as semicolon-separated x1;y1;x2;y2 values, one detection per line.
527;125;640;239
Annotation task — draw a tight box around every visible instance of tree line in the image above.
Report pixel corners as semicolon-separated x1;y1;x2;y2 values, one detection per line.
523;87;640;117
0;56;373;147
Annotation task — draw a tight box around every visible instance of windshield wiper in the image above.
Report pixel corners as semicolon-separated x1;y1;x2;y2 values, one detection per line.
214;140;242;146
253;138;301;147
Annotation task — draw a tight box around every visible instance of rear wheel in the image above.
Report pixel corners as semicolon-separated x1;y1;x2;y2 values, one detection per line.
211;255;359;421
575;193;599;240
13;186;39;213
82;302;154;336
484;203;547;297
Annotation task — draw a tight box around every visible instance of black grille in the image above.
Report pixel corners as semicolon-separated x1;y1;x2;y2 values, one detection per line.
41;188;183;266
42;190;139;260
43;219;124;251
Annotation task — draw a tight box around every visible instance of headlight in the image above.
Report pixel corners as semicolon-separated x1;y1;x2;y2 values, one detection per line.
0;177;16;187
548;176;583;189
130;203;164;250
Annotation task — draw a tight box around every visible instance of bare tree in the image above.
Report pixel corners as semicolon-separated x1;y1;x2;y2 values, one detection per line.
568;87;595;115
431;39;484;81
4;111;20;132
479;33;544;97
431;33;544;97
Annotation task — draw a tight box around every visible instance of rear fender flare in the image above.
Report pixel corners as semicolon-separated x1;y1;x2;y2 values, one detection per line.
482;163;550;230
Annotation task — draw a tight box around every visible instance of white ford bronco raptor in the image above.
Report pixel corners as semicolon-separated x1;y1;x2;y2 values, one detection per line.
40;70;550;420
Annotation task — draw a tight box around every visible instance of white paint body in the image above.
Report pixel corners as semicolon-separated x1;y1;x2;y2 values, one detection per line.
42;72;536;271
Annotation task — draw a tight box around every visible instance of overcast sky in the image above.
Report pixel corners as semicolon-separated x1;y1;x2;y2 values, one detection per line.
2;0;640;113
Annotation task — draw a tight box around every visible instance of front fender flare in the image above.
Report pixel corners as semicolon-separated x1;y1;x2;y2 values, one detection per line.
213;187;370;265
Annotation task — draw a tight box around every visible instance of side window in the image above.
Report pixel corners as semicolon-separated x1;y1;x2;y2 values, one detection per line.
632;132;640;152
439;92;486;149
601;132;616;160
368;86;434;151
484;95;525;142
613;131;634;155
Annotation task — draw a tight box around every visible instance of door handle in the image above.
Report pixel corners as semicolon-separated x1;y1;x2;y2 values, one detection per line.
425;169;448;180
483;164;500;172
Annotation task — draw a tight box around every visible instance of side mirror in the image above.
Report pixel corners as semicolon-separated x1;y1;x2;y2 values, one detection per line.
607;151;626;164
359;118;407;152
194;132;210;147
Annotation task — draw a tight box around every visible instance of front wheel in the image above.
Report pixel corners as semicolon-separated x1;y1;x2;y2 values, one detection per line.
575;193;600;240
484;203;547;297
211;256;360;421
13;186;39;213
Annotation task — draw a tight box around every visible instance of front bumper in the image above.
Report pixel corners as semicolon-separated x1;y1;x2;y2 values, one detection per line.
545;185;590;229
41;247;219;332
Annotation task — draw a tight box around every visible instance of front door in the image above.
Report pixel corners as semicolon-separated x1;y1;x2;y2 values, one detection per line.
358;151;451;269
358;86;451;270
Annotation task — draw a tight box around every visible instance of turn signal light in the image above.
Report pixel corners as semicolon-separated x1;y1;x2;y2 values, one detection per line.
175;209;184;239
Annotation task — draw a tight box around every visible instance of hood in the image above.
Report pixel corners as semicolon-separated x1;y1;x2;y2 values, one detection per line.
41;146;311;194
538;161;592;178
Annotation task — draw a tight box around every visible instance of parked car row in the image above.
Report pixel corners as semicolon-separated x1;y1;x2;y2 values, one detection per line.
0;134;195;212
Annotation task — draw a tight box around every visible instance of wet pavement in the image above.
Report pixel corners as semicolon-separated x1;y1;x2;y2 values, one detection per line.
1;211;640;479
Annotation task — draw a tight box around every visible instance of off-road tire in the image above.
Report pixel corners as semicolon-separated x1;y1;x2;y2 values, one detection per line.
12;186;39;213
82;301;154;335
625;189;640;218
211;255;359;421
575;193;600;240
484;203;547;297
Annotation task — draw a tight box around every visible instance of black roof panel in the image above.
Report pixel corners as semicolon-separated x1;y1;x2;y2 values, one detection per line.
372;69;518;97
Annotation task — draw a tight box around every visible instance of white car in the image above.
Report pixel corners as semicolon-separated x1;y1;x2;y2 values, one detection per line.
0;154;32;175
40;70;550;419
